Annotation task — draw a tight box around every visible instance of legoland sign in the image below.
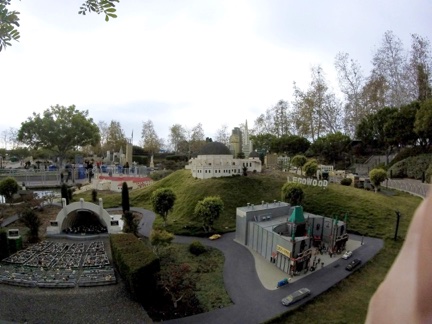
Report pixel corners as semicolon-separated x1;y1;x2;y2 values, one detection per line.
287;176;328;188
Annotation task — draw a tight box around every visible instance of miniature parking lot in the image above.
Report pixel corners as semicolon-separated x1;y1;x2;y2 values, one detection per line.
0;240;116;288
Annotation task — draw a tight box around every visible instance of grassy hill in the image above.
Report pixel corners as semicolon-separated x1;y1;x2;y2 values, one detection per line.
89;169;421;239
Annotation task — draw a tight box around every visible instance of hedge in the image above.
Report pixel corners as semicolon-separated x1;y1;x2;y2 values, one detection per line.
110;233;160;302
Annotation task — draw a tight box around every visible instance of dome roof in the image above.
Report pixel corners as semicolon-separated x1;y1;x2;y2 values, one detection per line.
249;151;260;158
199;142;232;155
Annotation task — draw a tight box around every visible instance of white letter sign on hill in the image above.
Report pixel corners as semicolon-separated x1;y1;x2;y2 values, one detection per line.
287;176;328;188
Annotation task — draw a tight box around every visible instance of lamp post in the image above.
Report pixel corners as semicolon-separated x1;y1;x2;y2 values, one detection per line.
394;210;402;241
72;163;75;183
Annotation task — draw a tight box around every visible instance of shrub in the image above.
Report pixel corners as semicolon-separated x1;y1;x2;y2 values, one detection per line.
340;178;352;186
189;241;206;256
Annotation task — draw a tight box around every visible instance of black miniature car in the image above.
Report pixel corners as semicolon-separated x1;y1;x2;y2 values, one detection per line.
346;258;361;271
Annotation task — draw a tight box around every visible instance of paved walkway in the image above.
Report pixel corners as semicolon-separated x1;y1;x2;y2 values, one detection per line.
385;178;430;198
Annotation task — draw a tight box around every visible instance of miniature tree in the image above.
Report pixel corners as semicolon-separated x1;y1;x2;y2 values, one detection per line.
150;229;174;256
121;182;130;213
151;188;176;227
91;189;98;203
242;165;248;176
291;155;307;175
281;182;304;206
61;183;69;205
158;262;196;309
194;196;224;233
369;168;387;192
20;208;42;243
303;159;318;177
123;211;137;235
0;177;19;203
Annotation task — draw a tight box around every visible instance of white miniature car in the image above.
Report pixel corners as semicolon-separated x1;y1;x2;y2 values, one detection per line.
342;250;353;259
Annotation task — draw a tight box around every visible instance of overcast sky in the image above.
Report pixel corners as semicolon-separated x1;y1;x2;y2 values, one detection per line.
1;0;431;146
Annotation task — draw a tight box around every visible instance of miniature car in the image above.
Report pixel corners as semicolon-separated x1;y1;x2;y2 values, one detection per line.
281;288;311;306
345;258;361;271
209;234;222;240
342;250;353;259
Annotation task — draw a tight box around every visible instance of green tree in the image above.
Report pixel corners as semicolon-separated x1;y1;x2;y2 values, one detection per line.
151;188;176;226
281;183;304;206
303;159;318;177
17;105;100;164
369;168;388;192
169;124;187;153
141;119;162;155
150;229;174;255
309;132;351;165
355;107;400;163
334;52;366;136
0;177;19;203
0;0;119;52
194;196;224;233
104;120;127;153
20;208;42;243
249;133;277;154
121;182;130;213
291;155;307;175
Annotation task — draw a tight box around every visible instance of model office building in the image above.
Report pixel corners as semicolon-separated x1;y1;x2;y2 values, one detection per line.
235;202;349;275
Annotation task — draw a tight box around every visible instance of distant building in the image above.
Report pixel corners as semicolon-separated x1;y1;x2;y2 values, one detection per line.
185;142;262;179
229;120;253;158
235;202;348;276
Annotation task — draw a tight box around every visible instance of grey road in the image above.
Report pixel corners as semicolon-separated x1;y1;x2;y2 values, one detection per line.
165;233;383;324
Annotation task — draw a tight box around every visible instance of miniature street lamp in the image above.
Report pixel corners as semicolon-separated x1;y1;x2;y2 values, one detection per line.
394;210;402;241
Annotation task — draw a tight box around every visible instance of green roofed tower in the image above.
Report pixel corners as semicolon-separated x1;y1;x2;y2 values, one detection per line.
288;206;305;223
